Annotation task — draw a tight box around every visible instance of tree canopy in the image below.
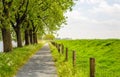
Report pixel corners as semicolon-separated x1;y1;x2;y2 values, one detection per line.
0;0;74;52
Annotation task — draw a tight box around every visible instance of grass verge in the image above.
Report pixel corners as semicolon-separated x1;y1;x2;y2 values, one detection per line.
0;41;45;77
49;43;78;77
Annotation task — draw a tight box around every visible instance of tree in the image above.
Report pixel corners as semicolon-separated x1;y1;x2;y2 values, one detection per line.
10;0;29;47
0;0;13;52
0;0;74;52
43;34;55;40
26;0;74;44
23;19;30;45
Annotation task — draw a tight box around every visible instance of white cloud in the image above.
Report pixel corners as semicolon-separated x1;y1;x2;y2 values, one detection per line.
65;10;82;20
57;0;120;39
79;0;84;3
89;1;120;19
79;0;105;4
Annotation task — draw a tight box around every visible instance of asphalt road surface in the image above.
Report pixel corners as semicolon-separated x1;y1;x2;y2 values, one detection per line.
15;43;57;77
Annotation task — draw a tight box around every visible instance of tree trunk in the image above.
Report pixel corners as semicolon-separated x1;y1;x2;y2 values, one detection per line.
15;27;22;47
33;32;38;44
33;32;35;44
29;29;33;44
24;29;30;45
1;28;12;52
35;33;38;43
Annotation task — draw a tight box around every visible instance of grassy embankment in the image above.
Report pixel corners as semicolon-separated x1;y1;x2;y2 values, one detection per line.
50;39;120;77
0;41;45;77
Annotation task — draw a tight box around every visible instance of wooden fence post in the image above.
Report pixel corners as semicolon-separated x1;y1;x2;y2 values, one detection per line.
53;42;55;45
73;51;76;67
57;44;59;53
65;48;68;61
55;43;57;48
55;42;57;47
90;58;95;77
57;44;59;52
61;44;64;54
58;44;61;53
52;42;55;46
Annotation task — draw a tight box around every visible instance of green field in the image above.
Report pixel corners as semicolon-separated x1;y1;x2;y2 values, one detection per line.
50;39;120;77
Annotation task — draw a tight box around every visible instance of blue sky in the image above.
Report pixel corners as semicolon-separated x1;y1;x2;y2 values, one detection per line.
57;0;120;39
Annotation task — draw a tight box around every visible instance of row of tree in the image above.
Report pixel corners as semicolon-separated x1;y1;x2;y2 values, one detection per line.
0;0;74;52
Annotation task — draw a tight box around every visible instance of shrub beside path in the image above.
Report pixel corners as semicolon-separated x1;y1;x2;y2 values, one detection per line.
15;43;57;77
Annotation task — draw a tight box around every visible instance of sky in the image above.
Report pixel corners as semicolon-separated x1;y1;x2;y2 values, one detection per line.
57;0;120;39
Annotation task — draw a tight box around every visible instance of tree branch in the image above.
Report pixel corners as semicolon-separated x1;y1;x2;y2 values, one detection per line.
19;0;29;25
7;0;13;7
10;20;15;29
39;15;48;27
41;2;51;11
18;0;25;10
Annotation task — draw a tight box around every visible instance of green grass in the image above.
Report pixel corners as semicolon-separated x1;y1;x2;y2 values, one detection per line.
0;42;45;77
50;39;120;77
49;43;75;77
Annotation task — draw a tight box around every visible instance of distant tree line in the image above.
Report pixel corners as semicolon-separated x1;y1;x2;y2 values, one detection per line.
0;0;74;52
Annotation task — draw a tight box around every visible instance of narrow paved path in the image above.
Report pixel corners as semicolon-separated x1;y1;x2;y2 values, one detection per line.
15;44;57;77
